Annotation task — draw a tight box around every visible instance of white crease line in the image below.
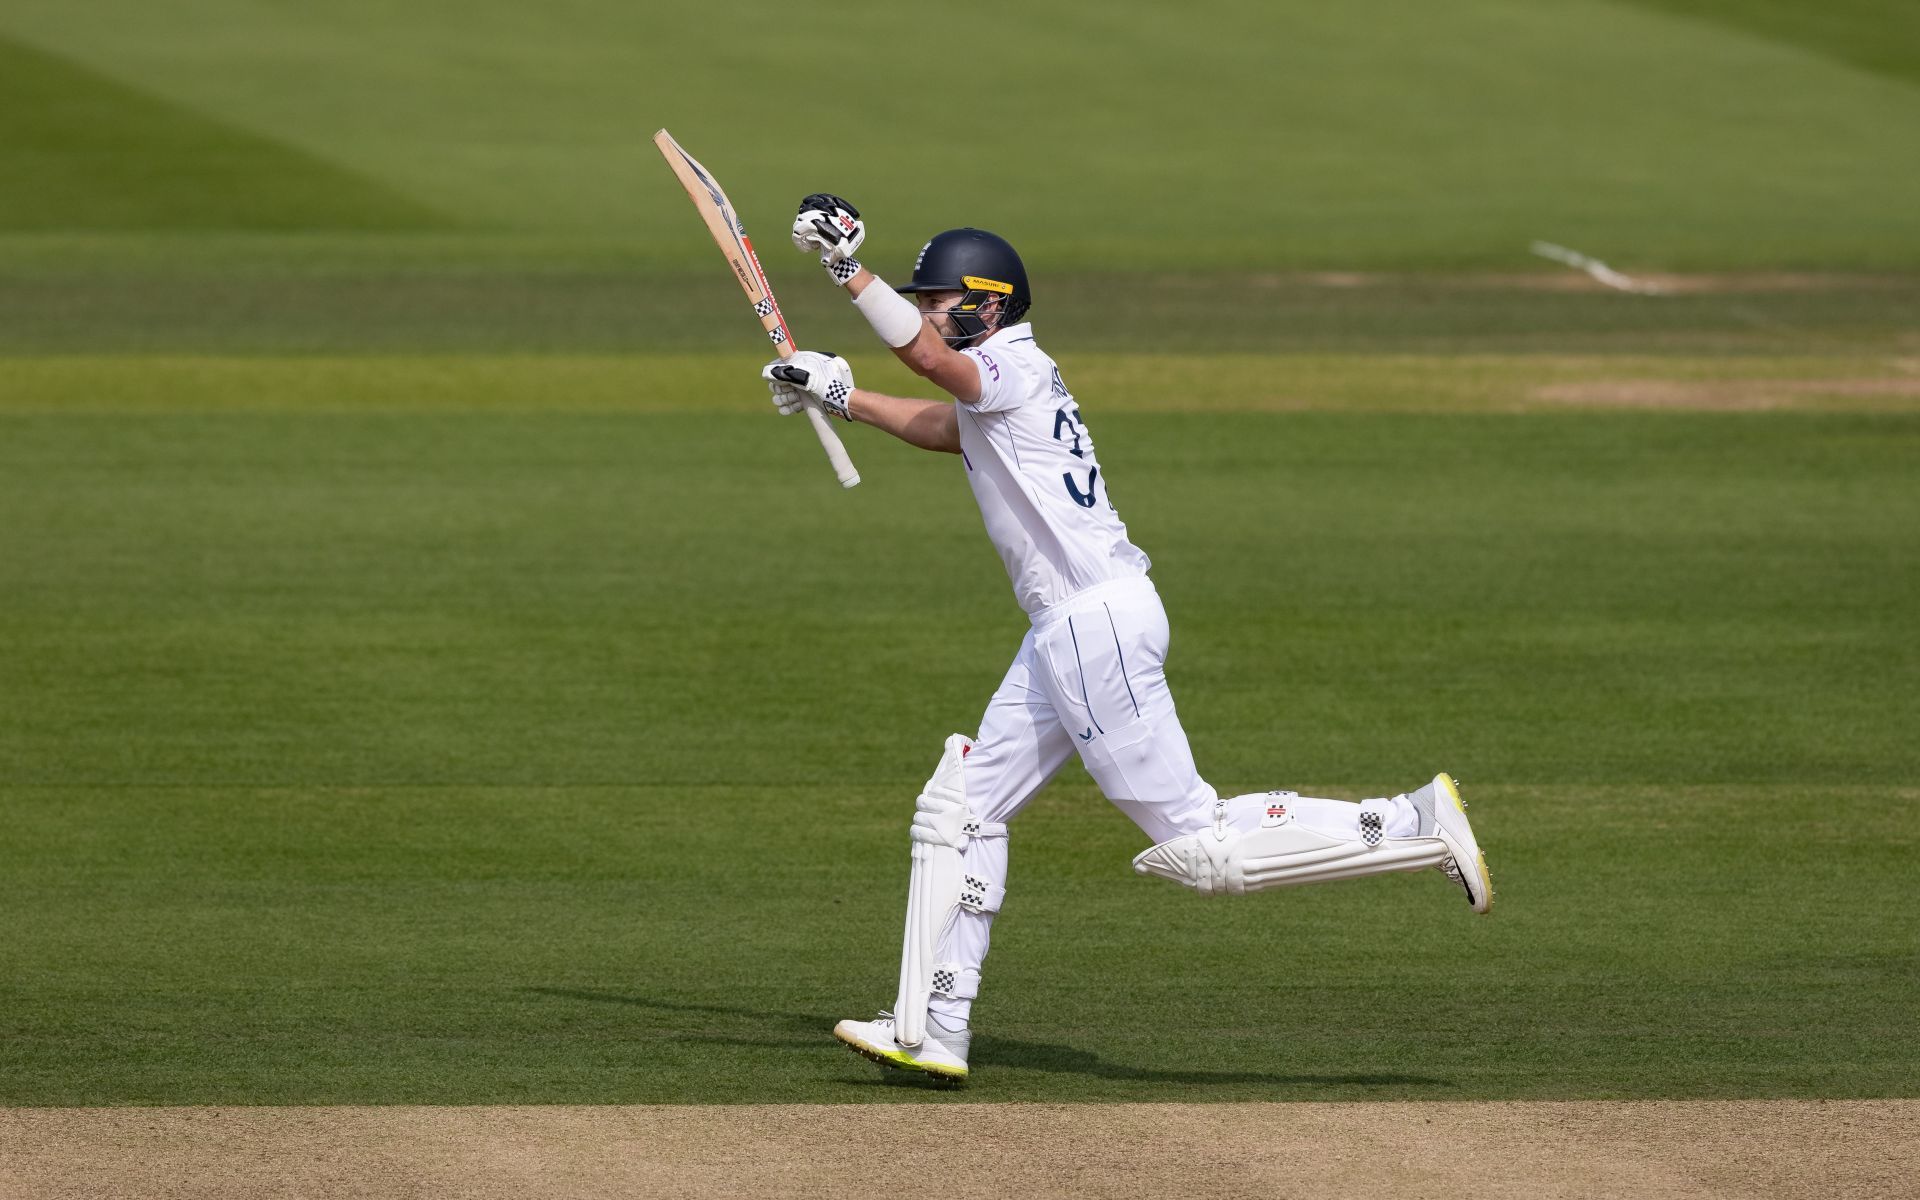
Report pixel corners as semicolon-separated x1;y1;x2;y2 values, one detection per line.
1530;241;1668;295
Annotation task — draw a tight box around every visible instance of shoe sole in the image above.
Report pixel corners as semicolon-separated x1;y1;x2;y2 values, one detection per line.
835;1026;968;1086
1435;773;1494;915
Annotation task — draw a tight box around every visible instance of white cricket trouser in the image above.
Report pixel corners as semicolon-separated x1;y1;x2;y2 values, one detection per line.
927;576;1415;1024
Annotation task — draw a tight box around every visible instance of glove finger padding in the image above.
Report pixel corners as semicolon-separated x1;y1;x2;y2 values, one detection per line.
791;192;865;266
766;379;806;415
799;193;859;221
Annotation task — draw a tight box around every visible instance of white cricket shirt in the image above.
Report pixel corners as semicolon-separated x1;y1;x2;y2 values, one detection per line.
952;323;1152;618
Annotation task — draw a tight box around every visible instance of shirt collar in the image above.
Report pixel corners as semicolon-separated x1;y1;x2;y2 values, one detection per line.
982;322;1032;346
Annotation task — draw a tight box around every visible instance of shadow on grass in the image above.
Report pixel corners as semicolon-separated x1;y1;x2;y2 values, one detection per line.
524;987;1450;1089
975;1035;1447;1088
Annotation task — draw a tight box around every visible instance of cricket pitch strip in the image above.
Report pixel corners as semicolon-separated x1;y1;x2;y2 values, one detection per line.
3;1100;1913;1199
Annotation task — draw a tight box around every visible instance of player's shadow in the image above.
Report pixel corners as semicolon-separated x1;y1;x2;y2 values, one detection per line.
523;987;1450;1089
969;1035;1446;1088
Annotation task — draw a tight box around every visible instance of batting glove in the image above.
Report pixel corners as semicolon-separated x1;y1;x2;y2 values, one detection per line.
792;193;865;286
766;372;807;417
762;351;855;421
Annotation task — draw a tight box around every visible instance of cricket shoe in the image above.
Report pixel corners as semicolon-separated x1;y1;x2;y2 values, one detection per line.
833;1013;969;1084
1406;773;1493;914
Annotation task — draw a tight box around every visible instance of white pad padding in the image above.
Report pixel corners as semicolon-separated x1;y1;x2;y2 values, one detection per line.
1132;801;1446;898
895;733;1005;1048
852;275;924;348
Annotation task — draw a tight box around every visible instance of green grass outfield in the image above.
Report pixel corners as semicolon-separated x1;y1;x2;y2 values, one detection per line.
4;0;1920;271
3;374;1916;1104
2;0;1918;1108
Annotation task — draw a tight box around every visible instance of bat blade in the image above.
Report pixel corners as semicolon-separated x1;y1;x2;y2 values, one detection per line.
654;129;859;487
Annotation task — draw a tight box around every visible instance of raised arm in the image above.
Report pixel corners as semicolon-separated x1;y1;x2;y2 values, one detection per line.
791;194;983;406
843;272;982;405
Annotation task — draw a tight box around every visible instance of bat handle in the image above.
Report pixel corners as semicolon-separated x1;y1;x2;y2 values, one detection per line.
770;359;859;487
803;404;861;488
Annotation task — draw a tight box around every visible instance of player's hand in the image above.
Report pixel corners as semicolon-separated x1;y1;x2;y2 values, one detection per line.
792;193;865;285
766;369;808;417
762;351;855;421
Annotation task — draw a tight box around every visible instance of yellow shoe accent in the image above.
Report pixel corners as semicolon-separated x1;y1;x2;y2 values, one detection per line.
1436;773;1494;914
835;1026;968;1085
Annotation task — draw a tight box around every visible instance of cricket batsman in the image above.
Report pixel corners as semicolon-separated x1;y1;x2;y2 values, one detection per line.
763;195;1493;1085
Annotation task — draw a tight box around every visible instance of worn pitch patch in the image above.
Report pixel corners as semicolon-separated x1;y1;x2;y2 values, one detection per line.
1533;375;1920;409
2;1101;1914;1200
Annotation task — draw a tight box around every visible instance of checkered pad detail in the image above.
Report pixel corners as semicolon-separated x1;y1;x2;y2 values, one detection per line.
826;257;861;285
1359;811;1384;847
959;874;989;908
931;969;957;995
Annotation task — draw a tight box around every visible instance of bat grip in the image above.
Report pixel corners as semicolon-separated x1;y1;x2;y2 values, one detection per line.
769;360;857;486
802;403;862;488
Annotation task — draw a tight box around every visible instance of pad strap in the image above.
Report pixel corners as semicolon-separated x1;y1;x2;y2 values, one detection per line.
958;872;1005;914
930;963;981;1000
1358;797;1395;847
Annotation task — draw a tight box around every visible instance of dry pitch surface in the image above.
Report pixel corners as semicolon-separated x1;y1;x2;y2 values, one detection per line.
4;1100;1915;1199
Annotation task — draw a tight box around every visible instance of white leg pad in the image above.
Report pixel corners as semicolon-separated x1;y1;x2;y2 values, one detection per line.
894;733;1006;1048
1133;797;1447;897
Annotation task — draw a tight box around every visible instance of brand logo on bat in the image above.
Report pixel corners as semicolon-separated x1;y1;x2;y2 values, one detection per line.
681;151;734;222
753;298;774;317
768;327;787;345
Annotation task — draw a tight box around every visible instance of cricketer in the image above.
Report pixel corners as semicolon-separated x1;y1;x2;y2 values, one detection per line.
762;195;1493;1084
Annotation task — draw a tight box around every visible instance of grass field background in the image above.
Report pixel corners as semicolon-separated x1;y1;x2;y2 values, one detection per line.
2;0;1917;1106
3;0;1920;269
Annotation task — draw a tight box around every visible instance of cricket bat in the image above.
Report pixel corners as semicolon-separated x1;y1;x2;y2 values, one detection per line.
653;129;860;488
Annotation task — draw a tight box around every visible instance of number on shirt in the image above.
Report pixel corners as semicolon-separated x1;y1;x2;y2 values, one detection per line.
1053;405;1097;506
1064;465;1100;508
1051;406;1085;458
1052;407;1098;506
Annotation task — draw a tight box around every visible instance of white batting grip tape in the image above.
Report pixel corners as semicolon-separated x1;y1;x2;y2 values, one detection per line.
852;276;923;349
801;402;860;488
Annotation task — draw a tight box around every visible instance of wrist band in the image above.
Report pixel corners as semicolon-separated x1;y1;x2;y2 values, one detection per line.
825;256;861;286
852;276;924;348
